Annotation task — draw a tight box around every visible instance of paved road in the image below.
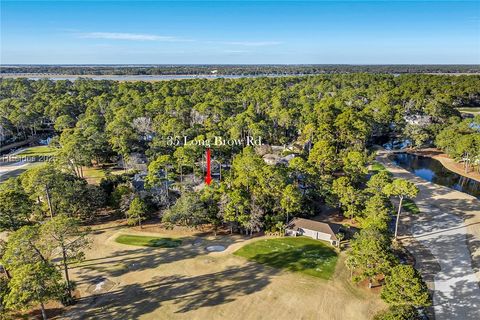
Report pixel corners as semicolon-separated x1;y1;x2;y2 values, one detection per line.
0;148;30;181
377;151;480;320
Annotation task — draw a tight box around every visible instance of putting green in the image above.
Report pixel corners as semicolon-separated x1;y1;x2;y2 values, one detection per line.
115;234;182;248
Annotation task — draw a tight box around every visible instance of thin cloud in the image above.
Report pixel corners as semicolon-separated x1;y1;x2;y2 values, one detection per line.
78;32;177;41
222;41;283;47
224;50;251;54
76;33;279;47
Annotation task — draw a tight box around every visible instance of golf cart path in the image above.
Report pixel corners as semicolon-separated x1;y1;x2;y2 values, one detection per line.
0;160;30;178
377;150;480;320
0;148;29;178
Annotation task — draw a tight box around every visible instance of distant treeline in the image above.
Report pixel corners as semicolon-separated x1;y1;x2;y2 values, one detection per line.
2;64;480;75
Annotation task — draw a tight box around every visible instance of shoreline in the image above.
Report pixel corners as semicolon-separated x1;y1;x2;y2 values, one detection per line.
2;72;480;79
0;73;294;82
406;148;480;183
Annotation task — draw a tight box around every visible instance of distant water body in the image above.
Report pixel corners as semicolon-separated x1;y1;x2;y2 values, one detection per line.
1;74;299;81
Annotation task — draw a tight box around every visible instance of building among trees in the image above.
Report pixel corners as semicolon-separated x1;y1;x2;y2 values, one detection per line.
285;218;342;246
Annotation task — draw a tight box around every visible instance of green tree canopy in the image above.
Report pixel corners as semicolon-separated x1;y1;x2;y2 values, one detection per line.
346;227;395;287
381;265;431;307
4;262;63;320
126;196;148;228
0;189;32;231
162;192;208;227
280;184;303;223
373;306;421;320
332;177;363;221
358;194;391;232
383;179;419;240
40;214;90;300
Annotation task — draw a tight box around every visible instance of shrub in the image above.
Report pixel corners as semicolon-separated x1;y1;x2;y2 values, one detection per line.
374;306;420;320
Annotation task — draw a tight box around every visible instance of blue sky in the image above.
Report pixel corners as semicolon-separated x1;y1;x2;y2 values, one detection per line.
1;1;479;64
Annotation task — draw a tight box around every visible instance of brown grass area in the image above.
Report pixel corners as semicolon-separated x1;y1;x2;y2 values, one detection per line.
57;221;385;320
432;155;480;182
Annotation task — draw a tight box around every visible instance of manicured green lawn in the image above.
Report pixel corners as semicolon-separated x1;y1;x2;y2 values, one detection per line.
83;166;125;184
457;107;480;113
234;237;338;279
82;167;107;184
115;235;182;248
16;146;57;158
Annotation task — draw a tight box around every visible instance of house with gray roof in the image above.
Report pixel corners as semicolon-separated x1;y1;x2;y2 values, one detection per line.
285;218;342;247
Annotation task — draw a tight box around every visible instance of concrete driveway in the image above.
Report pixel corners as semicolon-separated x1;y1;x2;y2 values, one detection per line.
377;151;480;320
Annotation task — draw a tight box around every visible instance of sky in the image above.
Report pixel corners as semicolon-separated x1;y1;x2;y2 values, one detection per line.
1;1;479;64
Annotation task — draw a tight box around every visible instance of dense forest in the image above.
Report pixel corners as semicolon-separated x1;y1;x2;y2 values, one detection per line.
1;74;479;318
2;64;480;76
1;74;479;231
1;74;479;148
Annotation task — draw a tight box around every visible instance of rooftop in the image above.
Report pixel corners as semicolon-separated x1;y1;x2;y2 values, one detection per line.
287;218;342;241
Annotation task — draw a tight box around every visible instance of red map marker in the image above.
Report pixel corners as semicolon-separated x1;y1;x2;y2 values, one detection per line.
205;148;212;185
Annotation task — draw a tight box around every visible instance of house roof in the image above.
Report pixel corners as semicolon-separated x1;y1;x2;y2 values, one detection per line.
287;218;341;241
262;153;295;165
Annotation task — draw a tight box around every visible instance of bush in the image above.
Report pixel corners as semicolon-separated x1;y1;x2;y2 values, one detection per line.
110;184;133;209
381;265;430;307
0;275;10;316
100;173;133;198
59;281;77;306
374;306;420;320
126;196;148;227
162;192;208;227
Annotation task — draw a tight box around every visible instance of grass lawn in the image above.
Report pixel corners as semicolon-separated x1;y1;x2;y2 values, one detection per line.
16;145;57;158
115;234;182;248
82;167;107;184
234;237;338;279
83;166;125;184
457;107;480;114
370;161;388;173
403;199;420;214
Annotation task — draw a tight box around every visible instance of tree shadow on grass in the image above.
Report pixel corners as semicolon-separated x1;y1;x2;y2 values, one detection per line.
73;244;204;283
66;262;278;319
72;236;246;285
115;235;182;248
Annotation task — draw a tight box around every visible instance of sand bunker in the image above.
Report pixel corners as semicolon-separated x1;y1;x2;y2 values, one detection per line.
206;245;226;252
86;277;115;294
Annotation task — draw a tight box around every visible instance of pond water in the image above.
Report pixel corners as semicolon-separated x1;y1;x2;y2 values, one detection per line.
391;153;480;199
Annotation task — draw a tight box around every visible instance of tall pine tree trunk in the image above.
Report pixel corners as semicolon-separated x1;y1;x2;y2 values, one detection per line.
62;247;72;298
40;302;47;320
394;196;404;240
45;185;54;218
3;266;11;279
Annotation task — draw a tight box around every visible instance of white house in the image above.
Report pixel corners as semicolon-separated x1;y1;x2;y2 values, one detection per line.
285;218;342;246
